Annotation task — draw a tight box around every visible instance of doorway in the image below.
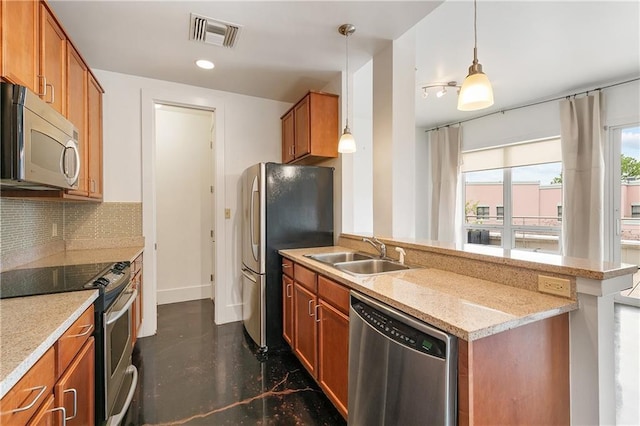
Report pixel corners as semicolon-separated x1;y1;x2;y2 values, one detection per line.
154;104;215;304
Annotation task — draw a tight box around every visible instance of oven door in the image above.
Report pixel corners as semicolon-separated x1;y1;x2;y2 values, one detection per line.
104;285;137;420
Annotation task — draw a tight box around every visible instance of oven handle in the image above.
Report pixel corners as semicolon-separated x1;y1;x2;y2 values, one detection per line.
106;288;138;326
105;365;138;426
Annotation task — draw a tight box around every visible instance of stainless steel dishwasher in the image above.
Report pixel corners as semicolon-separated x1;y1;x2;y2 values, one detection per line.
349;291;457;426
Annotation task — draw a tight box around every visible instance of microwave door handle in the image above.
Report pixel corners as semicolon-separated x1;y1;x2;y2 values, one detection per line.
68;142;80;183
106;288;138;326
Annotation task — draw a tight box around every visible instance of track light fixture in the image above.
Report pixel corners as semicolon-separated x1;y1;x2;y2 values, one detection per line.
420;81;460;100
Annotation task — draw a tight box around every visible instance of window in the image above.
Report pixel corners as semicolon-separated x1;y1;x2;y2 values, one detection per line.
476;206;490;219
632;204;640;218
463;138;562;253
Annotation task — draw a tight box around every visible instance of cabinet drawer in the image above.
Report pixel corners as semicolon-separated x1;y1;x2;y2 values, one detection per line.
294;264;317;292
282;258;294;278
0;346;55;425
318;276;350;315
56;305;94;377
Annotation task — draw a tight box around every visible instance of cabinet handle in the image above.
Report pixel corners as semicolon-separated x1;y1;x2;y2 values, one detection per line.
45;82;55;104
315;304;321;323
37;75;47;97
286;283;292;298
63;388;77;420
48;406;67;426
10;385;47;413
66;324;93;338
281;264;291;269
308;299;314;316
90;179;96;193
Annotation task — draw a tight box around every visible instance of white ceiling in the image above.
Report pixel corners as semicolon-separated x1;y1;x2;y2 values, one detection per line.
49;1;640;129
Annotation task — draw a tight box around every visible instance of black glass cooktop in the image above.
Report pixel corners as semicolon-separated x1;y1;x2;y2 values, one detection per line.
0;262;114;299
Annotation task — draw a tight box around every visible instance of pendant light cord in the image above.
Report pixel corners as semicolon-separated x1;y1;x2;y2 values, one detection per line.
473;0;478;63
345;32;350;129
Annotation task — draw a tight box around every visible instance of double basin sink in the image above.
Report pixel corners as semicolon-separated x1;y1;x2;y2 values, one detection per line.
304;252;416;276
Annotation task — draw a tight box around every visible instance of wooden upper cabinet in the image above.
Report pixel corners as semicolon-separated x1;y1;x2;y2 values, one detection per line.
66;42;88;196
282;110;295;163
40;2;66;114
0;0;39;91
281;91;339;164
294;95;310;157
87;74;103;199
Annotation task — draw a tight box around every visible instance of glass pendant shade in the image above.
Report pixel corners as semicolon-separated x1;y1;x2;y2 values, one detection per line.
338;127;356;153
457;69;494;111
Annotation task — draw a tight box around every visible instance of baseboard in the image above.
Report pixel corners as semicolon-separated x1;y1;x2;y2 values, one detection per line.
157;284;212;305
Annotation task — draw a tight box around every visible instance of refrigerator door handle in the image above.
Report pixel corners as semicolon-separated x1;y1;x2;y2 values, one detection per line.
241;267;257;283
250;175;260;262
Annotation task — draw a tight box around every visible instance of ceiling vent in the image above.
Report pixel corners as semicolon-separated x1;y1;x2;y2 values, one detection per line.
189;13;242;48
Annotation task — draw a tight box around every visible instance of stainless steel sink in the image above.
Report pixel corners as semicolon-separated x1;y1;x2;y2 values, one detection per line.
304;252;374;264
334;259;412;276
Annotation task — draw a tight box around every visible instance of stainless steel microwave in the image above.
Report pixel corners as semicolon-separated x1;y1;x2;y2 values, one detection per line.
1;82;80;190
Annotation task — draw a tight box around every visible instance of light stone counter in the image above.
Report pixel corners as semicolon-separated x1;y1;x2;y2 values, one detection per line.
8;246;144;271
280;246;578;341
0;290;98;398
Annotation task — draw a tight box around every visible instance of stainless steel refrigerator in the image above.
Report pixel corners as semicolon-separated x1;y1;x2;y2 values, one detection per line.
241;162;334;352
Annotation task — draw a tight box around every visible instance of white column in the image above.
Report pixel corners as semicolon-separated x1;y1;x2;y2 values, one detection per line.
570;274;632;425
371;30;416;238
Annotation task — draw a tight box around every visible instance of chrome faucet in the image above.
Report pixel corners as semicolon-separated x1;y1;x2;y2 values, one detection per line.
362;237;386;258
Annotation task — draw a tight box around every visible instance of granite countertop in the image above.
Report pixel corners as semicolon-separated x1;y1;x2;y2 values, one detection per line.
280;246;579;341
0;290;99;399
9;246;144;270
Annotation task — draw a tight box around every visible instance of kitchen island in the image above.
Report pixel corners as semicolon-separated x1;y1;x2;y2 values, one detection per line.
280;237;636;425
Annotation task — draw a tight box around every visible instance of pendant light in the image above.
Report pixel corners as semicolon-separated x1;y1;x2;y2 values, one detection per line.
338;24;356;153
457;0;494;111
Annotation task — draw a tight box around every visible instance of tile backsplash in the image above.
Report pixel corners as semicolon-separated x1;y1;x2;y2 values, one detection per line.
0;199;142;269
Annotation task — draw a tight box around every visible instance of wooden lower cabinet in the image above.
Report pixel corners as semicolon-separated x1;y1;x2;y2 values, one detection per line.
458;313;570;425
317;300;349;418
29;394;61;426
282;275;294;345
0;306;95;425
55;338;95;426
293;282;317;376
285;259;349;420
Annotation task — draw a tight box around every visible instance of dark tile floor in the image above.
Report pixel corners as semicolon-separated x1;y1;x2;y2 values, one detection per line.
123;299;346;425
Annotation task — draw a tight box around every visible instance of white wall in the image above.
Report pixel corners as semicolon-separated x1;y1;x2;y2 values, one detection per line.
94;69;290;334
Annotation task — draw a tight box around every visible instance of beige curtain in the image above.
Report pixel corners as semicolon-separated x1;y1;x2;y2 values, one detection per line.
559;92;605;260
429;127;461;243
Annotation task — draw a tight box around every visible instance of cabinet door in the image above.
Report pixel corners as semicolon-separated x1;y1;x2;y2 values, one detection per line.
28;394;61;426
318;300;349;418
54;338;95;426
282;110;295;163
293;95;310;158
293;282;317;377
87;74;103;199
65;42;88;196
282;275;294;346
1;0;39;91
40;3;66;114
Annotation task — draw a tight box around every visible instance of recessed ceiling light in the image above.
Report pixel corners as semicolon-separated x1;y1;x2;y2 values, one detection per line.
195;59;215;70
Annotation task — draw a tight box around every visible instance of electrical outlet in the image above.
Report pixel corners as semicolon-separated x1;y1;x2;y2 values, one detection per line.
52;223;58;237
225;208;231;219
538;275;571;298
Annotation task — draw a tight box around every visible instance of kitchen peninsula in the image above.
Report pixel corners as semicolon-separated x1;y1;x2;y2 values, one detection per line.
280;233;636;425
